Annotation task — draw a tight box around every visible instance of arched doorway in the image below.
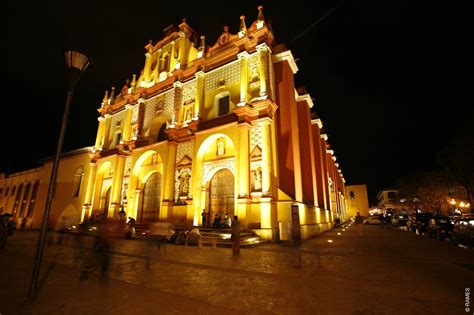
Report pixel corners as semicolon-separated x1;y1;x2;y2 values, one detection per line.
140;172;162;222
209;168;234;224
102;187;111;218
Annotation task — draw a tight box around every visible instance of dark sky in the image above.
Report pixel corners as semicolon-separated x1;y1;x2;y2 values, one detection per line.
5;0;473;204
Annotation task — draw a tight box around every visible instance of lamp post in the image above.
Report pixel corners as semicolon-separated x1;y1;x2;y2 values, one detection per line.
27;51;91;302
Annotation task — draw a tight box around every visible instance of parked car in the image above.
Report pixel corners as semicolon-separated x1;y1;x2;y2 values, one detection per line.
413;212;433;235
427;215;454;241
451;217;474;249
391;214;409;227
363;216;381;225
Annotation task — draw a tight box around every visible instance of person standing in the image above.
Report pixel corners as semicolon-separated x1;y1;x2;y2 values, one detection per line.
354;212;364;235
118;207;126;225
201;209;207;227
231;215;241;255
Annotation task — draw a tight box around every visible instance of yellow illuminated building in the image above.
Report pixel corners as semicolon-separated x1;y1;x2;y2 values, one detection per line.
345;184;369;217
0;7;348;240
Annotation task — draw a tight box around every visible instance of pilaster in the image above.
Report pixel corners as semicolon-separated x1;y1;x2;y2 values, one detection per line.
95;117;106;150
238;51;250;105
257;44;269;98
194;71;205;120
144;52;152;84
122;104;134;142
81;161;97;222
110;155;126;218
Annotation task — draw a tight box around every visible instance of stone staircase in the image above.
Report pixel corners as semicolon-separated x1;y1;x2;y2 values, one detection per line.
191;228;268;247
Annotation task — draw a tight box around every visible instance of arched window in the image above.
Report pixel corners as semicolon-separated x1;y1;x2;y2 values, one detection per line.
218;95;230;116
11;185;16;196
27;181;40;218
14;184;23;217
72;166;84;197
19;182;31;217
213;91;231;118
4;186;9;197
111;130;122;148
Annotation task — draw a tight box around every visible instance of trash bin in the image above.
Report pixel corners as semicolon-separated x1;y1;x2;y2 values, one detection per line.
279;221;292;241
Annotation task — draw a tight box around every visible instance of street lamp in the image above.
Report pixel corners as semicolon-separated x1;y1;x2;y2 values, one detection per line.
27;50;91;302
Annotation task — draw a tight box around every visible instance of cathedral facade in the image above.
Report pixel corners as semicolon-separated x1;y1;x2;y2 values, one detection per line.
0;7;347;240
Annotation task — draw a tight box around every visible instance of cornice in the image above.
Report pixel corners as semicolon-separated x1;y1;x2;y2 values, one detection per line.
272;50;298;74
295;92;314;108
311;118;323;128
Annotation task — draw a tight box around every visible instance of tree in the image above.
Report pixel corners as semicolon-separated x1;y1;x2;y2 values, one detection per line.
437;128;474;213
397;171;462;215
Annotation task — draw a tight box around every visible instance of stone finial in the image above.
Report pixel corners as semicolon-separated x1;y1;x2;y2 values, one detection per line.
258;5;265;21
101;90;109;107
223;25;229;33
130;74;137;92
146;39;153;53
239;15;247;33
199;35;206;50
109;86;116;104
121;79;130;96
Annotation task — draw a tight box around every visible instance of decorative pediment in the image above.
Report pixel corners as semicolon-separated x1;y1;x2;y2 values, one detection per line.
176;154;192;167
208;25;239;56
250;145;262;160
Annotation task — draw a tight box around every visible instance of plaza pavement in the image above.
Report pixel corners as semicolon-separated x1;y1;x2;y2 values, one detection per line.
1;222;473;315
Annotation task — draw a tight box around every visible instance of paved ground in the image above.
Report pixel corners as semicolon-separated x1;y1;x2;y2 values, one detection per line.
1;223;473;315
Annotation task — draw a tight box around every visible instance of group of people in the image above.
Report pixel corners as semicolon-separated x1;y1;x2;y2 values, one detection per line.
201;210;241;255
201;210;232;229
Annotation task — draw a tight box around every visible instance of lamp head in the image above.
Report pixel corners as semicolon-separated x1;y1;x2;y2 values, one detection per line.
64;50;91;72
64;50;91;89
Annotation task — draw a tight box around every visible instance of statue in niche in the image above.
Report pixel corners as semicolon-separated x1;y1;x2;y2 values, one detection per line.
250;64;259;83
253;168;262;191
185;107;192;122
178;172;189;196
151;153;157;165
216;137;225;156
155;100;164;112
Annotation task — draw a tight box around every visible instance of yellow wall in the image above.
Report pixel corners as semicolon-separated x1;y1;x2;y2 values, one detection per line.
345;184;369;217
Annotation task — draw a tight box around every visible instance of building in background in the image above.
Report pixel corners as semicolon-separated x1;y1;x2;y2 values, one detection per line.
0;6;348;240
377;189;411;214
345;184;369;217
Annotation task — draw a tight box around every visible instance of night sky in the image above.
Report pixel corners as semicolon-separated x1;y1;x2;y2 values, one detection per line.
5;0;472;204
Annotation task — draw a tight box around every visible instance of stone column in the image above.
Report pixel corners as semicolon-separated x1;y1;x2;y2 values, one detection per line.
110;155;126;218
164;142;177;201
153;49;162;83
237;51;249;105
257;44;269;98
169;41;176;72
260;119;273;195
122;105;133;142
144;52;152;84
178;32;186;66
172;82;183;126
81;161;97;222
238;123;250;196
194;71;205;119
95;117;106;150
133;189;142;220
161;142;177;220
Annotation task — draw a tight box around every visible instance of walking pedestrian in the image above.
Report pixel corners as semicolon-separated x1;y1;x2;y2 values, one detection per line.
379;213;385;229
21;217;27;230
354;212;364;235
231;215;240;255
